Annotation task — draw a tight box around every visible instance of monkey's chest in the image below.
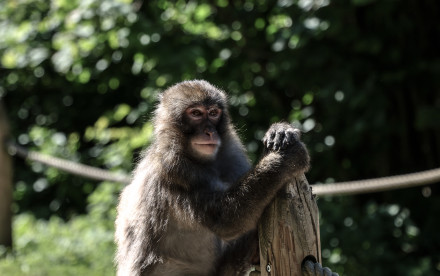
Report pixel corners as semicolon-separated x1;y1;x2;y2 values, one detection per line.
156;219;221;275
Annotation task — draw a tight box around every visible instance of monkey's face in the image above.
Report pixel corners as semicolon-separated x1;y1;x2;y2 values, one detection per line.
183;104;222;162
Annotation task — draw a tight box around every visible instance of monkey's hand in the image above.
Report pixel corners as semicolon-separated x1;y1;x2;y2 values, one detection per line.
262;122;310;174
263;122;301;151
302;259;339;276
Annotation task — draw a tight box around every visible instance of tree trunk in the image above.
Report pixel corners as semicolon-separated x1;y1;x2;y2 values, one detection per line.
0;100;13;248
257;174;320;276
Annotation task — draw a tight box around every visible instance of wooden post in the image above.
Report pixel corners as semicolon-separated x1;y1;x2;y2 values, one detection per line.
0;100;13;248
257;174;321;276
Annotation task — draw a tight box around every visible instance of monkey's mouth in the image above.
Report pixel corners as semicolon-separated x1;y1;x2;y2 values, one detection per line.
194;143;219;150
193;143;220;156
194;142;219;146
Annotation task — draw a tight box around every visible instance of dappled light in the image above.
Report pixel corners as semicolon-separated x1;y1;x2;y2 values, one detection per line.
1;0;439;275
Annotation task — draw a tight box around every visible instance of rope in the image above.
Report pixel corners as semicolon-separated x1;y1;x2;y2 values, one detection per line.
312;167;440;196
6;140;131;184
5;140;439;195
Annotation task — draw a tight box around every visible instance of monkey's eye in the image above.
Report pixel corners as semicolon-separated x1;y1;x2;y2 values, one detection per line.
190;109;203;117
208;108;221;118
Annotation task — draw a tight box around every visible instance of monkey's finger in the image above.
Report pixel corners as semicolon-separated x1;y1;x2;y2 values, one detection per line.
272;131;285;151
292;128;301;139
262;137;267;147
264;137;274;150
301;260;315;276
263;131;276;149
314;262;324;276
265;132;277;150
283;130;296;147
323;267;333;276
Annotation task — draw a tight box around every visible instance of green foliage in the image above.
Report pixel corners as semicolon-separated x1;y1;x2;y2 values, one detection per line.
0;214;115;276
0;182;119;275
1;0;440;275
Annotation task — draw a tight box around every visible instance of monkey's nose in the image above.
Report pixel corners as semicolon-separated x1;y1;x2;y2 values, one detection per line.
205;130;215;138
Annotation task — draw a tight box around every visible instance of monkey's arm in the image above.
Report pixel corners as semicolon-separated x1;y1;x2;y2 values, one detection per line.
115;177;165;276
197;123;309;240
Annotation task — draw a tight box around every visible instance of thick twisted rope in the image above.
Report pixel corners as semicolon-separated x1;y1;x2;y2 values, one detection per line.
5;141;439;195
312;167;440;196
6;140;131;184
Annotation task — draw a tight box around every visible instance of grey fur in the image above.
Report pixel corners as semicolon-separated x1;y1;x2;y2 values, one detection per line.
115;80;310;275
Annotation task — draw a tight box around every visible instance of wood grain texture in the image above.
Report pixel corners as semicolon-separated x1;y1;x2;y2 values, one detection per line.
258;174;320;276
